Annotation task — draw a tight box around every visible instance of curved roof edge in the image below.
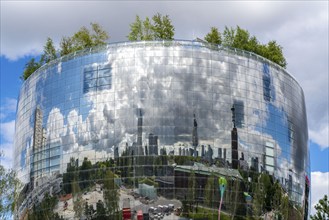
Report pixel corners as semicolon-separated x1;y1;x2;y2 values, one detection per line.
23;40;302;90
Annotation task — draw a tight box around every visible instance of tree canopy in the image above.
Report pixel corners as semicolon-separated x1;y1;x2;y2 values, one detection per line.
21;18;288;81
41;37;57;63
21;58;42;80
204;27;221;45
69;23;109;52
127;13;174;41
205;25;287;68
0;152;21;219
22;23;109;80
311;195;329;220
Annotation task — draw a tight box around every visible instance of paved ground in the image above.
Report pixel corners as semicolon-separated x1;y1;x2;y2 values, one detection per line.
54;185;188;219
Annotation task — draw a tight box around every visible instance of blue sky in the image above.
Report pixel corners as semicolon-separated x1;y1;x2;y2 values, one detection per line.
0;1;328;215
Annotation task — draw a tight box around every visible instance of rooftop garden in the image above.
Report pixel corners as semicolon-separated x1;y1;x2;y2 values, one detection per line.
22;13;286;80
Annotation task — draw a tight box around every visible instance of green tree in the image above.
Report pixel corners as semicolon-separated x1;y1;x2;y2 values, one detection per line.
204;173;215;207
95;200;107;220
63;157;79;194
21;58;41;80
265;40;287;68
245;35;259;54
27;193;62;220
79;157;93;189
60;36;74;56
232;26;250;50
222;26;236;47
187;170;196;211
272;181;282;210
84;202;91;220
152;13;175;40
59;23;109;56
22;22;109;81
73;194;84;219
142;17;154;40
71;23;109;51
128;13;175;41
281;194;289;220
204;27;222;45
252;174;266;216
128;15;143;41
103;170;119;217
41;37;57;63
90;22;110;47
220;25;287;68
311;195;329;220
72;26;93;50
0;154;21;219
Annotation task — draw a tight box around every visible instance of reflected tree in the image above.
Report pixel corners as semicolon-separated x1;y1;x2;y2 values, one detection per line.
187;170;196;211
95;200;107;220
204;172;215;207
73;194;84;219
103;170;119;218
27;193;63;220
79;157;93;189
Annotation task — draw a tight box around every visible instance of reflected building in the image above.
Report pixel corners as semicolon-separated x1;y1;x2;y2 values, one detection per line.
136;108;144;156
148;133;158;156
14;40;310;219
231;105;239;169
192;114;199;157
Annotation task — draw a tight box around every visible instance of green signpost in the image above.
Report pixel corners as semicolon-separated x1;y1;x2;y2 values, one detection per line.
218;177;227;220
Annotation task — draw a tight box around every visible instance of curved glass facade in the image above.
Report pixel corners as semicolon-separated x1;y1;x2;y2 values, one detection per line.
14;40;310;219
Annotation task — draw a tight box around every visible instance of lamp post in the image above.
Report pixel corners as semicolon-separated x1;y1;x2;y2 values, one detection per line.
218;176;227;220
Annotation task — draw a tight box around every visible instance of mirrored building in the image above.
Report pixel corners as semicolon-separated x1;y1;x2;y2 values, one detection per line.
14;40;310;219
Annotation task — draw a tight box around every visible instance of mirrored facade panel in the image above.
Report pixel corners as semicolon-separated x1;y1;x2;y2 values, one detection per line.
14;40;310;219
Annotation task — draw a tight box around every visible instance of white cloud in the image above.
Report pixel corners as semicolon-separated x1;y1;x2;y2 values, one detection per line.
309;125;329;149
0;98;17;120
0;143;14;169
0;98;17;168
268;3;328;149
311;172;329;215
0;120;15;143
0;120;15;169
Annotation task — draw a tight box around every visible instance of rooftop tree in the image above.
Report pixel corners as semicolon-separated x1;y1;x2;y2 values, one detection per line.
127;15;143;41
127;13;175;41
60;36;74;56
22;22;109;80
70;23;109;51
205;25;287;68
204;27;221;45
142;17;154;40
41;37;57;63
21;58;41;80
152;13;175;40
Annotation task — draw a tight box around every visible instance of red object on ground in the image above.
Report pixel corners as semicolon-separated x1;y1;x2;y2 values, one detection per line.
137;210;143;220
122;207;131;220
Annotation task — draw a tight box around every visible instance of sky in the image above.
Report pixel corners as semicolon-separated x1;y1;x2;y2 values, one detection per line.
0;0;328;216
